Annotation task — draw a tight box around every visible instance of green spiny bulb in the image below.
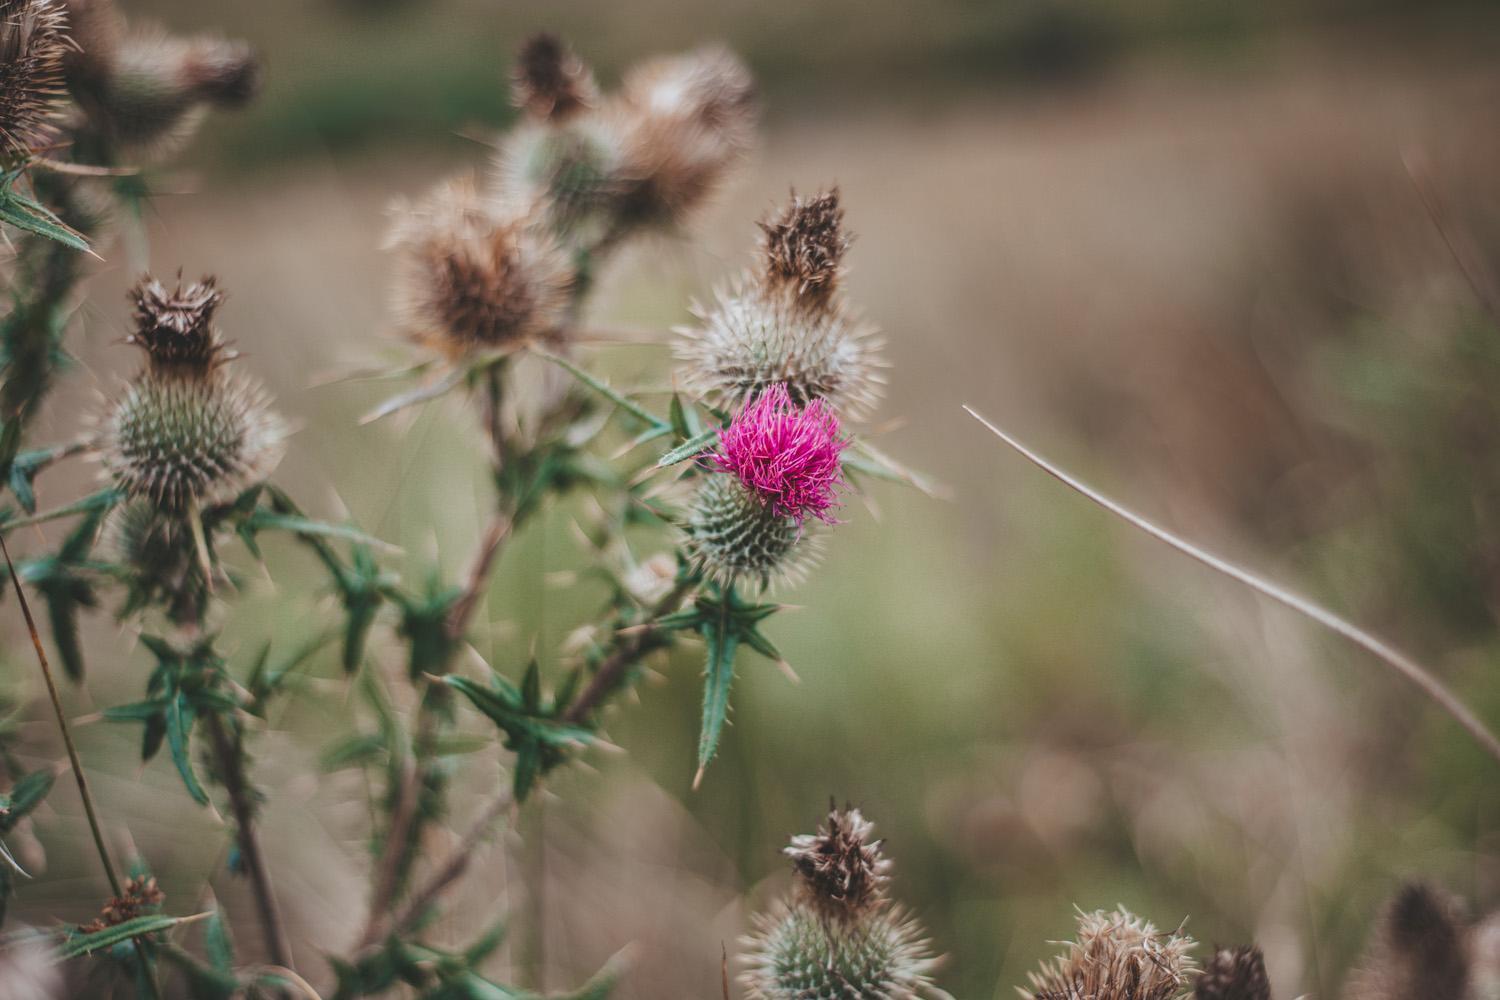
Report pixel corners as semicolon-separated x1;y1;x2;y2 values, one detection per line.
106;498;206;619
99;274;285;514
683;473;806;591
742;807;936;1000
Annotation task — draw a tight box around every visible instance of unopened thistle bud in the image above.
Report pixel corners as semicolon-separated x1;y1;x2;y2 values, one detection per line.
742;806;935;1000
677;189;882;418
387;175;575;359
1026;908;1197;1000
1195;945;1271;1000
611;46;756;233
0;0;69;164
685;385;846;589
99;274;286;514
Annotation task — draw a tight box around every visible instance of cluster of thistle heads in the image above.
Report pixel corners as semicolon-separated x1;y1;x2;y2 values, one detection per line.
383;33;885;593
747;808;1500;1000
0;0;258;167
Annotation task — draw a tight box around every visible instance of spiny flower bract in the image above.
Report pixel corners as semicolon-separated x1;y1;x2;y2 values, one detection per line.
683;472;806;591
677;188;883;418
742;807;935;1000
1026;907;1197;1000
713;383;848;525
0;0;69;163
386;175;575;359
100;274;286;514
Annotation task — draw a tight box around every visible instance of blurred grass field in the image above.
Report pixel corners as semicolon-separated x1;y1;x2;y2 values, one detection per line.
6;1;1500;997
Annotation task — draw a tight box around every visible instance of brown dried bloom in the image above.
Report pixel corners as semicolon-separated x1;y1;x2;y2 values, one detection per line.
79;874;164;934
784;805;891;919
759;188;851;310
59;0;260;159
612;46;756;232
1026;907;1197;1000
0;0;69;163
126;273;231;373
512;32;596;123
387;175;575;359
1195;946;1270;1000
1343;882;1471;1000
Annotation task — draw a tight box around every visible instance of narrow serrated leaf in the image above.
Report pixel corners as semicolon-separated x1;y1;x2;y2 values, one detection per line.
655;427;719;468
58;912;205;959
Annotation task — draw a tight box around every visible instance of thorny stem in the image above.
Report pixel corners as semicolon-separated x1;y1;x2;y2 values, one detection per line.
562;578;695;725
964;405;1500;768
202;711;296;974
0;533;164;1000
445;507;515;643
364;579;695;946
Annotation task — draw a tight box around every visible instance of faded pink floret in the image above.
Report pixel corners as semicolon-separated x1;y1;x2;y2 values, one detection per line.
713;384;848;523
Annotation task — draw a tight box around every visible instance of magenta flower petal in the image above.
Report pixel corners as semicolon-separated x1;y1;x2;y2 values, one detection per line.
712;384;849;524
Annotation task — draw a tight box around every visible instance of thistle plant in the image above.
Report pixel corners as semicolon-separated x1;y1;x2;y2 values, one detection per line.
741;806;937;1000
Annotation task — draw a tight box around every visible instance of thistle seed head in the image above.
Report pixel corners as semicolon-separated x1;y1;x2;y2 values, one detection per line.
493;115;625;248
387;175;576;359
677;278;883;419
126;273;231;374
512;33;596;123
1343;882;1471;1000
610;46;756;233
743;806;934;1000
712;383;848;525
1195;946;1270;1000
66;15;260;158
0;0;69;163
784;806;891;919
759;188;850;309
683;473;808;591
101;273;285;514
742;902;936;1000
1026;908;1197;1000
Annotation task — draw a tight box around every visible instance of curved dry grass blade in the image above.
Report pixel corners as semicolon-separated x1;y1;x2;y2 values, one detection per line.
964;404;1500;767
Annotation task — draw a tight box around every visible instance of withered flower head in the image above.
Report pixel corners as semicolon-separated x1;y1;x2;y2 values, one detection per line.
387;175;575;359
0;0;69;163
742;805;935;1000
512;32;596;123
1342;882;1471;1000
677;189;883;419
1195;945;1271;1000
612;45;757;232
784;805;890;918
100;272;286;513
79;875;164;934
1027;907;1197;1000
759;188;850;308
126;273;230;372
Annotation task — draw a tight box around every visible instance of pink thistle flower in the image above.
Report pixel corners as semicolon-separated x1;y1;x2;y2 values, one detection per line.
712;384;848;524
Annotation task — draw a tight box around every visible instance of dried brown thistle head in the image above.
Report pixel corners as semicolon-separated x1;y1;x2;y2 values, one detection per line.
512;32;596;123
0;0;69;162
783;805;890;919
1343;882;1471;1000
612;46;756;232
126;273;232;374
1195;945;1270;1000
759;188;851;309
387;176;574;359
79;874;164;934
1027;907;1197;1000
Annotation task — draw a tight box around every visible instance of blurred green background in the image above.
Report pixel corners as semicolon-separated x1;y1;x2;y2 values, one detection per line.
7;0;1500;997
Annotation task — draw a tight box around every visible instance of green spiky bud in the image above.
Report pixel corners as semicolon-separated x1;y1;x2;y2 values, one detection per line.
99;274;285;514
495;117;624;249
742;807;935;1000
106;498;206;619
683;473;807;591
